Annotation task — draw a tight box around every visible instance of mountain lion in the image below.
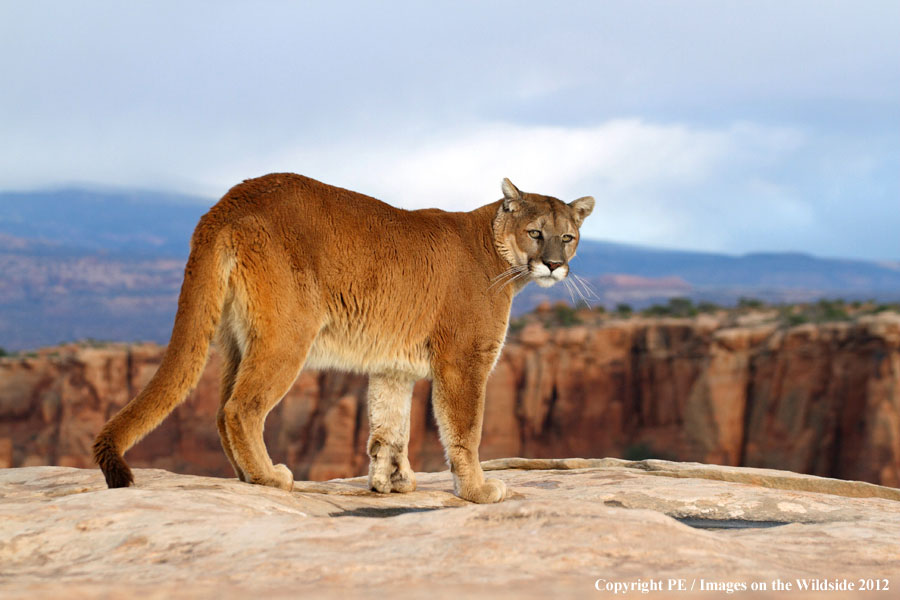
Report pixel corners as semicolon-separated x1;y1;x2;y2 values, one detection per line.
93;173;594;503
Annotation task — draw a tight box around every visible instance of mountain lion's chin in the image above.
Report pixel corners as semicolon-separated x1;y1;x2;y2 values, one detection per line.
534;276;558;288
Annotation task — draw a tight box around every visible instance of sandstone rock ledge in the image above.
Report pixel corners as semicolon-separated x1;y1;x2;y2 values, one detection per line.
2;460;899;600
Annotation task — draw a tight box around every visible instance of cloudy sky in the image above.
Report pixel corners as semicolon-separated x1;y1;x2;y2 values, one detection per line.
2;1;898;259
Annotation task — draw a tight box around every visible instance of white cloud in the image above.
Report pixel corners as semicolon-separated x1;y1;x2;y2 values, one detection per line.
195;119;807;252
206;119;798;201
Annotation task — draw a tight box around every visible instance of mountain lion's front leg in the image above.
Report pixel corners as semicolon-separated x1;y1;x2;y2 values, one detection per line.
367;374;417;493
431;342;507;504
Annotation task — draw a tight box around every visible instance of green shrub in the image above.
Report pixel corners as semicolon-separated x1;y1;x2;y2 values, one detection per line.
667;297;698;317
697;301;720;314
786;313;809;326
738;297;765;309
508;318;526;333
816;299;849;322
642;304;670;317
552;303;582;327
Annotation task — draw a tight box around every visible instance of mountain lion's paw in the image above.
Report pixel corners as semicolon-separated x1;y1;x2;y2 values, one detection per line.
391;464;417;493
369;467;392;494
461;478;507;504
272;463;294;491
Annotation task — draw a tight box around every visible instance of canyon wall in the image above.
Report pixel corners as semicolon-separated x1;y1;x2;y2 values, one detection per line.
1;314;898;486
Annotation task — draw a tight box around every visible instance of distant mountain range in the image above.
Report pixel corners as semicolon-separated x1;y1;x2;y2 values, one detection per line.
0;188;207;257
1;187;899;350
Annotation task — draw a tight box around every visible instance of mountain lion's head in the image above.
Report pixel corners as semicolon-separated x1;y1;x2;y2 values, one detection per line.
492;178;594;289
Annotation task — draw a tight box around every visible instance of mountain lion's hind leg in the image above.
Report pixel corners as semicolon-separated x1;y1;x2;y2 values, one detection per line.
221;243;322;491
367;374;417;493
223;322;316;491
215;327;246;481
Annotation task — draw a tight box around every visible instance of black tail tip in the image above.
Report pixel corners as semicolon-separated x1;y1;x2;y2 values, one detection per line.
93;435;134;489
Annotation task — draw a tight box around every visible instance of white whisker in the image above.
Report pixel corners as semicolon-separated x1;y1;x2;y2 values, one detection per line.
565;274;593;308
490;265;526;282
498;269;531;292
565;273;584;303
563;278;576;305
574;280;590;307
571;273;600;301
487;265;527;292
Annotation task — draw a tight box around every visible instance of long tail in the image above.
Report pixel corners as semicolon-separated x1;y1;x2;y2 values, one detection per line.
93;223;232;488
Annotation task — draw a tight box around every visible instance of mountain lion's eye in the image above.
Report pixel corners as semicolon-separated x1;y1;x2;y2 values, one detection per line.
527;230;542;239
562;234;574;243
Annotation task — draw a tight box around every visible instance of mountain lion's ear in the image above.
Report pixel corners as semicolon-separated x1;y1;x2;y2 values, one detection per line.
569;196;595;227
501;178;523;212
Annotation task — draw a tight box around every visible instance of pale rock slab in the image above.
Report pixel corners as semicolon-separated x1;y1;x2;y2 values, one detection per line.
2;459;899;599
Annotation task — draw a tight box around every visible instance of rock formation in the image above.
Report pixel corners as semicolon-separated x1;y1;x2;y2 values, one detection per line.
1;313;898;487
1;461;898;598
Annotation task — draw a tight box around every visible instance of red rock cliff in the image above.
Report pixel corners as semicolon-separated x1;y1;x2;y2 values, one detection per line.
2;314;898;486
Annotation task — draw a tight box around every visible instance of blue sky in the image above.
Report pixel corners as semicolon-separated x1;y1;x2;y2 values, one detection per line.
1;1;898;260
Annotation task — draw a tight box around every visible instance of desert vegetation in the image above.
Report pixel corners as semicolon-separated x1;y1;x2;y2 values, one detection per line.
507;297;900;334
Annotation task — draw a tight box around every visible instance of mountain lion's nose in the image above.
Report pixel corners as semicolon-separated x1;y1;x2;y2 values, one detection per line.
544;260;563;271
